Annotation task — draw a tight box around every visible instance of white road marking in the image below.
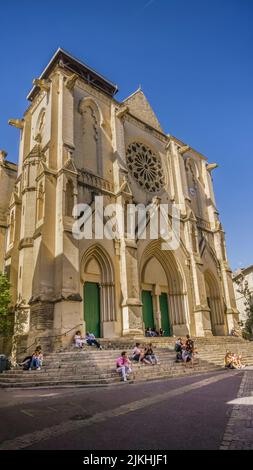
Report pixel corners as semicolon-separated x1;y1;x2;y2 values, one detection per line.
20;409;34;418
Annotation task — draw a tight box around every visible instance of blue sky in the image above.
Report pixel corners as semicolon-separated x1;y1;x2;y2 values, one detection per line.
0;0;252;270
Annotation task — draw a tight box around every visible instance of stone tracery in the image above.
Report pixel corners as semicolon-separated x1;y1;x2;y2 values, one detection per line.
126;142;165;193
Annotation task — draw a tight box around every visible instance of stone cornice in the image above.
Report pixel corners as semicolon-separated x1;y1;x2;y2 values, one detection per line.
33;228;43;239
37;165;57;180
21;186;36;195
29;293;82;304
57;166;78;178
18;237;34;250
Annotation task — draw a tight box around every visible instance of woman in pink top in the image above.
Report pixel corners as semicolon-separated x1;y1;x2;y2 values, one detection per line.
116;351;132;382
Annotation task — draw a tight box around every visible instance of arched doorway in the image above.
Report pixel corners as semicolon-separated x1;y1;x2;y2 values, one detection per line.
140;241;189;337
204;270;225;335
141;257;171;336
81;245;115;338
83;258;101;337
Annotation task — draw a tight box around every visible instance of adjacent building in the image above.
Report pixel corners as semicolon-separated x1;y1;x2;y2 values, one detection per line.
0;151;17;272
233;265;253;326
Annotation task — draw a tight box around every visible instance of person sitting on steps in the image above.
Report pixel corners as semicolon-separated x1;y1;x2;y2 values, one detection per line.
142;343;160;365
74;330;86;349
85;332;102;350
19;355;33;370
182;335;195;368
175;337;183;362
116;351;132;382
131;343;143;362
29;346;43;371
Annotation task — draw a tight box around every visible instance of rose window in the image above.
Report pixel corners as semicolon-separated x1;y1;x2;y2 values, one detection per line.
126;142;165;193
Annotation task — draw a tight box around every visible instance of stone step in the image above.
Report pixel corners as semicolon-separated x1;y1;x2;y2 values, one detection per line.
0;361;219;382
4;336;252;389
0;365;221;388
1;363;215;381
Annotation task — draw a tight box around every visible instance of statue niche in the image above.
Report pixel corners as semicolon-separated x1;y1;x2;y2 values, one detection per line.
79;98;102;176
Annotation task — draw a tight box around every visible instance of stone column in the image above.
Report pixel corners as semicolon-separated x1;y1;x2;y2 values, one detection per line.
153;284;161;330
184;220;212;336
167;140;186;215
168;293;189;336
119;238;143;336
201;161;217;229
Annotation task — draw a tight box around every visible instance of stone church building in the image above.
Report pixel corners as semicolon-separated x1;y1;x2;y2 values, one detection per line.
1;48;238;353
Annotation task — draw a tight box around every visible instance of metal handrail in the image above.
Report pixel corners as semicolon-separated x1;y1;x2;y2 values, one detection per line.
18;323;83;355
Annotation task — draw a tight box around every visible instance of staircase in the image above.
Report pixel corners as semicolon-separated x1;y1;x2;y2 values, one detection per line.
0;337;252;389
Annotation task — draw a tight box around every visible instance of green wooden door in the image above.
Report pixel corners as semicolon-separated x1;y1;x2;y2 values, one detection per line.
160;293;171;336
83;282;100;337
142;290;155;330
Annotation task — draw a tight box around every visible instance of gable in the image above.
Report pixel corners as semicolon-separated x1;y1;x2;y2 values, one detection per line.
123;89;163;133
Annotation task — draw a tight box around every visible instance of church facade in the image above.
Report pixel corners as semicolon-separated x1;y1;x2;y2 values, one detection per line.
2;49;238;353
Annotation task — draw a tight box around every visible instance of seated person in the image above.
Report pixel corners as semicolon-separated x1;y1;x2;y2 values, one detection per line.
74;330;86;348
19;355;33;370
181;342;194;367
85;332;102;350
145;328;153;337
175;338;183;362
231;353;245;369
230;327;240;337
159;328;164;337
184;335;195;366
142;343;159;365
131;343;143;362
116;351;132;382
236;354;246;369
224;351;235;369
29;346;43;371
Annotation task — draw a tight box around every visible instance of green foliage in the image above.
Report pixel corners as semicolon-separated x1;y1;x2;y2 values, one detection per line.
0;273;13;335
242;304;253;340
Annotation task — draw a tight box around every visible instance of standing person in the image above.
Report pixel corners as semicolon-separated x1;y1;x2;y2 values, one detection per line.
116;352;132;382
85;332;102;350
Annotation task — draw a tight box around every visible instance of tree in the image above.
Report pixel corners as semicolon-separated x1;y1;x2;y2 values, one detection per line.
235;275;253;340
0;272;12;335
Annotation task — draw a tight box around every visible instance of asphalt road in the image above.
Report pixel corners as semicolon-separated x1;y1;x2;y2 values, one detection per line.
0;369;244;450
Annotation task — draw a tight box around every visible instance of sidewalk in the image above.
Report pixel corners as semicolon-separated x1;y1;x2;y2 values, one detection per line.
220;369;253;450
